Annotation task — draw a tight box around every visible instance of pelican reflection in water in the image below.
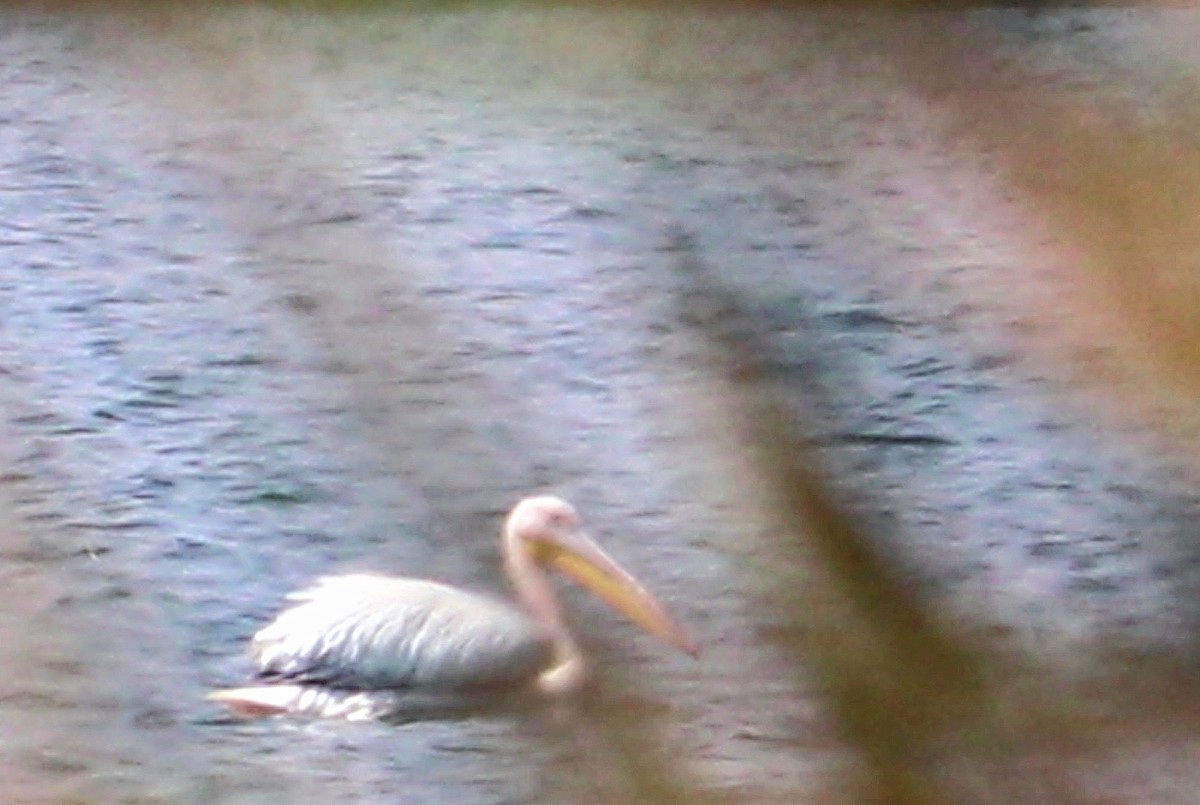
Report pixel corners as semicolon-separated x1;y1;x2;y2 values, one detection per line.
209;496;697;719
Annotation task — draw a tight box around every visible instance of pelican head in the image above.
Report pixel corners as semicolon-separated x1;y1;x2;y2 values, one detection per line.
503;495;698;658
505;495;584;544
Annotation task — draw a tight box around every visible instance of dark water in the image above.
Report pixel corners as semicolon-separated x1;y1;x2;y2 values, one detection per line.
1;5;1198;803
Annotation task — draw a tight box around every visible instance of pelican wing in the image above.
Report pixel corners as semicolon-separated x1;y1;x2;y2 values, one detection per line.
251;575;552;690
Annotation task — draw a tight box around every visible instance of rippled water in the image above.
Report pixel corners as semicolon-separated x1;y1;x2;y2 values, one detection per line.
1;5;1199;803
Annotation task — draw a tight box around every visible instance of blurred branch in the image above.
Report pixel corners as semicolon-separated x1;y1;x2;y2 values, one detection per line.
667;242;1076;804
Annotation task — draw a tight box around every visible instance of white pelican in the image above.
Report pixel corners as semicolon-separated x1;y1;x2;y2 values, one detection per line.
209;496;697;719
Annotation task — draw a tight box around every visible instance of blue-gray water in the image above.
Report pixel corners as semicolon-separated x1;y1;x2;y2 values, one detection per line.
1;6;1199;803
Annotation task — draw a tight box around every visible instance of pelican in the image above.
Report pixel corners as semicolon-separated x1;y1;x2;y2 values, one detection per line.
209;496;697;719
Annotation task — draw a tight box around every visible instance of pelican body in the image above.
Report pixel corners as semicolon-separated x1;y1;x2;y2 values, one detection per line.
210;496;696;719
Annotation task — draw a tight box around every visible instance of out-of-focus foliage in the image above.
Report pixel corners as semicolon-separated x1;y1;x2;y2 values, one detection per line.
880;14;1200;437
